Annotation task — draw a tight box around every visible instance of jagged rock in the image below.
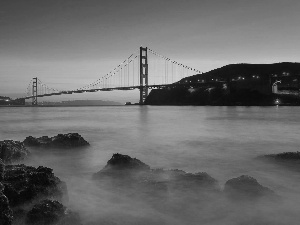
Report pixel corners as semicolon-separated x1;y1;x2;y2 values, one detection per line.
0;140;30;163
0;186;13;225
224;175;274;199
103;153;150;171
94;153;152;187
168;171;219;192
261;152;300;161
23;133;89;148
0;159;4;182
3;164;67;207
0;182;4;192
26;199;82;225
94;154;219;198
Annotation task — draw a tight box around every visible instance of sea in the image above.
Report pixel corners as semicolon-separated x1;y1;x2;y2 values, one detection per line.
1;106;300;225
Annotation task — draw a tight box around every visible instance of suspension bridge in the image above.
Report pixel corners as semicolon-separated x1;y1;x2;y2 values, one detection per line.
21;47;224;105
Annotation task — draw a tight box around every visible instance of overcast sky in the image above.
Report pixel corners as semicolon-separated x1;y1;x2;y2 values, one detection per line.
1;0;300;102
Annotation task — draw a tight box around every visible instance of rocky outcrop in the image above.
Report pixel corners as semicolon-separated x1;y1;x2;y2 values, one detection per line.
0;183;13;225
224;175;274;199
23;133;89;148
26;199;82;225
0;140;30;163
0;139;81;225
261;152;300;161
94;154;278;204
95;153;150;177
3;164;67;207
94;153;220;198
1;163;80;225
0;159;4;182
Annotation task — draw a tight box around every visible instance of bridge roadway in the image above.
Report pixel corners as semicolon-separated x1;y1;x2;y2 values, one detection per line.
22;81;225;99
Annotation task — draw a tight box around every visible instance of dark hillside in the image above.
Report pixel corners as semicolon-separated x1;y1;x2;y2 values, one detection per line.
145;62;300;106
185;62;300;83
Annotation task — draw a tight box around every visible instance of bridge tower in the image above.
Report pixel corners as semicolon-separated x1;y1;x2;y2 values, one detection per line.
32;77;38;106
139;47;148;104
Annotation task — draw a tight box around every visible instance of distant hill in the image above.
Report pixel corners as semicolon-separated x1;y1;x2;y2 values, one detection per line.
145;62;300;106
183;62;300;82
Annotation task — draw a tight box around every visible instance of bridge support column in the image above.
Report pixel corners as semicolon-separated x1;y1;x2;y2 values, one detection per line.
32;77;38;106
139;47;148;104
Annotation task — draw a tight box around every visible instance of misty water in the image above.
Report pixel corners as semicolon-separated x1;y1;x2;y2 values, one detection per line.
1;106;300;225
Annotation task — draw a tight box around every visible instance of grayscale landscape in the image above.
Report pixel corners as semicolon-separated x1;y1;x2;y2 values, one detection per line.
1;1;300;225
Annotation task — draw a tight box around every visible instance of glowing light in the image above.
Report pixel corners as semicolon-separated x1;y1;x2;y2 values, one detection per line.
275;99;280;105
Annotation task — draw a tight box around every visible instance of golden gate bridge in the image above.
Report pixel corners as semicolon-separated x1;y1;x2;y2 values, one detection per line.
21;47;224;105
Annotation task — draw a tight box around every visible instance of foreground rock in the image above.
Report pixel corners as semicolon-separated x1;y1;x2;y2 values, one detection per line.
0;182;13;225
23;133;89;148
0;140;30;164
94;153;220;200
26;199;82;225
261;152;300;162
94;154;278;205
95;153;150;177
224;175;274;199
3;164;67;207
258;152;300;172
1;163;82;225
0;159;4;182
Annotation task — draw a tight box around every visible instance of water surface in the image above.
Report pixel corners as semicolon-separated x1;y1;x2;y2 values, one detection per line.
1;106;300;224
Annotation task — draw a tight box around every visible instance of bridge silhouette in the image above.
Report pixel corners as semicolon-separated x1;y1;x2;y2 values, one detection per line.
21;47;224;105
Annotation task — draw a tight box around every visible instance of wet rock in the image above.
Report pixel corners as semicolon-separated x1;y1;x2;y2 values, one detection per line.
0;159;4;182
258;152;300;172
0;140;30;163
224;175;274;199
26;199;82;225
145;168;219;191
168;171;219;192
94;153;150;179
3;164;67;207
104;153;150;171
0;188;13;225
24;133;89;149
261;152;300;161
0;182;4;192
23;136;42;147
94;154;219;199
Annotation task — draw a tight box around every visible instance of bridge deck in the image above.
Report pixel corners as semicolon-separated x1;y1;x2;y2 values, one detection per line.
22;82;225;99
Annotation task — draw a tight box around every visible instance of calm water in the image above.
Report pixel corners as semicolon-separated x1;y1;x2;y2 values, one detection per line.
1;106;300;224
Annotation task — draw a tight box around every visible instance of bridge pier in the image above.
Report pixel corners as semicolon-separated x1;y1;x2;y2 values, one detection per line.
139;47;148;104
32;77;38;106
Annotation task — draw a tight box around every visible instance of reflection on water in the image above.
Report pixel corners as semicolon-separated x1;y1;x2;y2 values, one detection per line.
1;106;300;224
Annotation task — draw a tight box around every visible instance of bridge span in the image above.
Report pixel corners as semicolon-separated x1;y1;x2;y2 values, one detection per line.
19;46;226;105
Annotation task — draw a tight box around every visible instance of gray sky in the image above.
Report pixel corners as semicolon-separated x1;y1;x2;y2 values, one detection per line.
1;0;300;102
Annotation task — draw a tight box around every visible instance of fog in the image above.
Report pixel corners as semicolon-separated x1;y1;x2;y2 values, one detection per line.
3;106;300;224
24;145;300;225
